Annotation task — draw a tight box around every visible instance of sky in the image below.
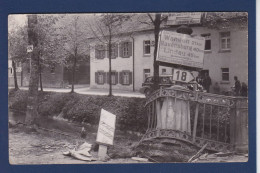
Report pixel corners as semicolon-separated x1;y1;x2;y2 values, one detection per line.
8;14;27;32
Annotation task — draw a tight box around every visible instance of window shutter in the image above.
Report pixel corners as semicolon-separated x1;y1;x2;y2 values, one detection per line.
119;72;123;84
128;42;132;57
129;71;132;85
119;42;123;58
114;43;118;58
96;45;105;59
106;72;110;84
95;72;98;83
143;40;145;55
103;72;106;84
101;45;105;59
115;72;118;84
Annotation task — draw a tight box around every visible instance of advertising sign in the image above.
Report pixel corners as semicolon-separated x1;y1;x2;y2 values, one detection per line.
27;45;33;52
157;30;205;69
172;69;194;83
96;109;116;146
167;12;202;25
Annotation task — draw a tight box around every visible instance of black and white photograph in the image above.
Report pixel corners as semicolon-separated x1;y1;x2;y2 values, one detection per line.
8;12;249;164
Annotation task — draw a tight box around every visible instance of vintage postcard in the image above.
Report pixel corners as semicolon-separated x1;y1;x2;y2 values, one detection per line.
8;12;248;164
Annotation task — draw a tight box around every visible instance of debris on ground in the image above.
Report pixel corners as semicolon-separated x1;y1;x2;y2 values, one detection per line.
63;142;97;161
131;157;149;162
134;138;198;162
193;152;248;162
188;143;208;162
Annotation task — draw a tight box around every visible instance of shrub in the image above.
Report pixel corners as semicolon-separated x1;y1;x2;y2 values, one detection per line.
8;89;28;111
9;90;147;132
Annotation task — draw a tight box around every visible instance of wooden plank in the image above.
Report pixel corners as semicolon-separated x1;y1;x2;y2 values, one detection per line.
166;96;169;128
148;105;151;130
192;93;200;142
151;102;154;129
210;105;212;139
224;117;227;143
202;104;205;138
217;107;220;141
188;143;208;162
154;100;157;129
98;144;107;161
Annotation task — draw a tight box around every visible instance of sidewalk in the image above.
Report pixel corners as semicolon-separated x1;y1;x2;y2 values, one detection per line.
8;86;145;98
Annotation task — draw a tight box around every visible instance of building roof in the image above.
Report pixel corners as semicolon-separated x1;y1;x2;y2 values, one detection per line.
87;12;248;39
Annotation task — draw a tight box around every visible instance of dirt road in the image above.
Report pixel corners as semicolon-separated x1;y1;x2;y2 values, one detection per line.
9;125;143;164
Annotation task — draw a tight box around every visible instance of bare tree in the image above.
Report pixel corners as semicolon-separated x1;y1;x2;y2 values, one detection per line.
8;17;28;90
35;14;65;91
140;13;167;91
87;14;131;96
60;15;89;93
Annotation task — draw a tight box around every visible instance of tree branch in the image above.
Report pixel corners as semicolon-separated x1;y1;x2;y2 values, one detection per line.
147;13;155;24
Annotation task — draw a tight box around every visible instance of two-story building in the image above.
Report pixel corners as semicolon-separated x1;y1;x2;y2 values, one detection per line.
89;13;248;93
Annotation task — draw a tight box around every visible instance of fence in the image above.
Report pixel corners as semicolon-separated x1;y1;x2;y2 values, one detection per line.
139;86;248;153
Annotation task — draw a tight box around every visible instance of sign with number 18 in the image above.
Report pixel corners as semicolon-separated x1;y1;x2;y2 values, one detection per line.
172;69;194;83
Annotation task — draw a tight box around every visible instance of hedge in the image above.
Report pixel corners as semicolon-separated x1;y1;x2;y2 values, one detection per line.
8;90;147;132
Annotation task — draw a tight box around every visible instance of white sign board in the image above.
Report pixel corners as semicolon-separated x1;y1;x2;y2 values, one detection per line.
172;69;194;83
157;30;205;68
16;67;22;72
167;12;202;25
27;45;33;53
96;109;116;146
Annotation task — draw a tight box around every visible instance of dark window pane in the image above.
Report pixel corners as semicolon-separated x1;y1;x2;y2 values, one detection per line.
222;73;229;81
205;40;211;50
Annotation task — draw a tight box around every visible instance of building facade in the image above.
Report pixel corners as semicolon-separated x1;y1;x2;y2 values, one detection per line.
90;17;248;94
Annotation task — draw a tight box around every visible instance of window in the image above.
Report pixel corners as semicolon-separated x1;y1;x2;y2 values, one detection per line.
106;71;118;85
109;43;118;59
123;42;129;57
95;71;106;85
220;32;231;51
50;65;55;74
120;41;132;58
95;45;106;59
221;68;229;81
162;68;166;74
119;71;132;85
111;73;116;84
123;72;129;85
98;73;104;84
201;33;211;51
143;40;151;55
143;69;150;81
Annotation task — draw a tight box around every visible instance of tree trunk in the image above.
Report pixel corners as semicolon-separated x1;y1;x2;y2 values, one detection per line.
71;51;77;93
12;60;19;90
39;64;43;91
25;14;39;125
153;13;161;91
108;36;112;96
38;54;43;91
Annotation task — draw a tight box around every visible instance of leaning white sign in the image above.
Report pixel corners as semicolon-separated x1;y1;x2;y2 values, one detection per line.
157;30;205;69
96;109;116;146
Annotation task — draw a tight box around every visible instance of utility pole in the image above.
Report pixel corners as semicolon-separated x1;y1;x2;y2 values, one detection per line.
152;13;161;91
25;14;40;125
